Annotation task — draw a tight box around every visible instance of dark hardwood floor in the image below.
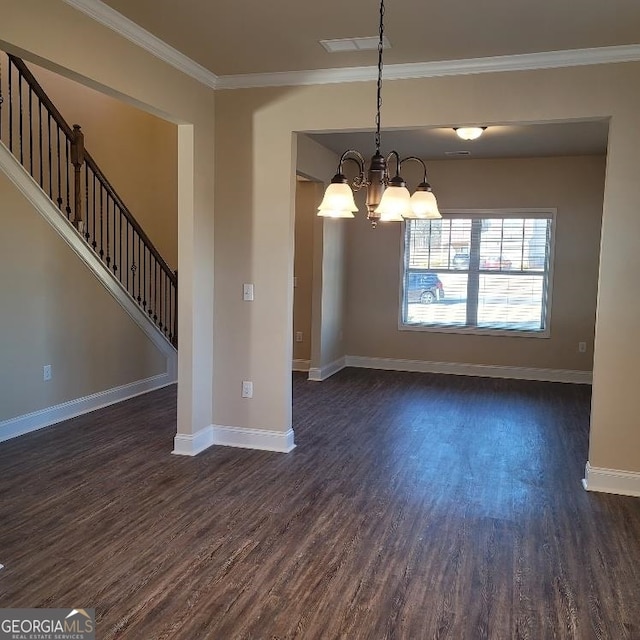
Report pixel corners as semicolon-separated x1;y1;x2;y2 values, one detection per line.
0;369;639;639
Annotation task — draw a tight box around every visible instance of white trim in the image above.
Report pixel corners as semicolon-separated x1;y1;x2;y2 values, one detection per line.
345;355;592;384
292;359;311;372
212;425;296;453
216;44;640;89
0;143;177;382
308;357;347;381
398;324;551;339
61;0;218;89
582;462;640;498
172;425;215;457
0;374;173;444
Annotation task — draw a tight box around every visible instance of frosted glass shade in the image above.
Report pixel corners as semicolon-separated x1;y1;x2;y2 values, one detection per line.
375;185;411;222
455;126;484;141
408;190;441;219
317;182;358;217
317;208;356;219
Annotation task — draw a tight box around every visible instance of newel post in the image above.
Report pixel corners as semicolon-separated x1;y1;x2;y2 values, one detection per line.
71;124;85;232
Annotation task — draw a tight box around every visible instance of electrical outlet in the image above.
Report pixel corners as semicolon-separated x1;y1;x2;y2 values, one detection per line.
295;331;303;343
43;364;52;381
243;283;254;301
241;380;253;398
578;341;587;353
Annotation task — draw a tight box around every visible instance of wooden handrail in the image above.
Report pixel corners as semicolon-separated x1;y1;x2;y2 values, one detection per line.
8;55;74;139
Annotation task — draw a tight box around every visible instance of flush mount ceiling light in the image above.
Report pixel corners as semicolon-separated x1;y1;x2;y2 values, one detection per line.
454;126;487;141
317;0;440;227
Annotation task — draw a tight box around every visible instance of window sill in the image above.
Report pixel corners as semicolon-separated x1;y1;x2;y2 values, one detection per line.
398;322;550;339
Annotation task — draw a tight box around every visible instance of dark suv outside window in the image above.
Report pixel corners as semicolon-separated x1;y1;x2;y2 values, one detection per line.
406;271;445;304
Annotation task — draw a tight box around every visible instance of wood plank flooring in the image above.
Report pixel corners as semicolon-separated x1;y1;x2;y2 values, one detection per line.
0;369;639;639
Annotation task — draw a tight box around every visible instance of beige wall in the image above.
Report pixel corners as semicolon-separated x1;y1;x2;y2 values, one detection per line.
27;62;179;270
346;155;605;370
215;63;640;473
318;218;348;368
293;180;348;370
1;0;215;441
293;181;316;362
296;133;338;183
4;1;640;475
296;134;344;373
0;171;165;422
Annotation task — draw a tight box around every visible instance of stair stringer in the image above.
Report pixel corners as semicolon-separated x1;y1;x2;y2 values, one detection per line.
0;141;177;381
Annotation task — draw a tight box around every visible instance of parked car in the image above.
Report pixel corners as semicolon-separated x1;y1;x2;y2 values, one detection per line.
452;252;470;269
480;256;512;269
406;271;445;304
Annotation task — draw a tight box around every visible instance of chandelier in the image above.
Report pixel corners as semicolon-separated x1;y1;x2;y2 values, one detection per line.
317;0;441;227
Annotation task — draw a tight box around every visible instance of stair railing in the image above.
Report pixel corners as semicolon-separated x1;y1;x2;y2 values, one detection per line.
0;53;178;347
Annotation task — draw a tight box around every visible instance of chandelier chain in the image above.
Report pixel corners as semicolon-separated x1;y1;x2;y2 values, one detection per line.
375;0;385;154
318;0;441;225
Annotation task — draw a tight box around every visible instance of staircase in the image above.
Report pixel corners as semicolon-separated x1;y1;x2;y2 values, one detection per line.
0;53;177;347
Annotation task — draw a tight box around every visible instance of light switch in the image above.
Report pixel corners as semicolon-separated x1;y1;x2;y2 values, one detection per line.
243;283;254;301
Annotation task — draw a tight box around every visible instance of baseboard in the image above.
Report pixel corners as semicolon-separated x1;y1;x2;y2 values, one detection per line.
582;462;640;497
173;424;296;455
172;425;215;456
345;355;592;384
292;359;311;372
308;356;346;382
212;425;296;453
0;373;175;444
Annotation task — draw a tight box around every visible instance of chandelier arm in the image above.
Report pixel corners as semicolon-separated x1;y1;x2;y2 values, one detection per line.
385;150;402;179
338;149;366;174
399;156;428;183
337;150;369;189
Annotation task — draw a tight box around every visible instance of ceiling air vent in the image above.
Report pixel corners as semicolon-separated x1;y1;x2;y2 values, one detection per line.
320;36;391;53
445;150;472;157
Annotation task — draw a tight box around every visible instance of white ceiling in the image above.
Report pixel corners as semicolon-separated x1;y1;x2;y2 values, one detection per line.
100;0;640;77
307;120;609;161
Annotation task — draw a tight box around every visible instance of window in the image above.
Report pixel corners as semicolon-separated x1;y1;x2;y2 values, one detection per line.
401;211;554;335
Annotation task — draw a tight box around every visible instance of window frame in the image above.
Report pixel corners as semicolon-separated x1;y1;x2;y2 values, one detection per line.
398;208;557;338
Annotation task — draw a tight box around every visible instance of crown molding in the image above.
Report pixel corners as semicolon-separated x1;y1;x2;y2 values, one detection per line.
58;1;640;92
61;0;219;89
216;44;640;90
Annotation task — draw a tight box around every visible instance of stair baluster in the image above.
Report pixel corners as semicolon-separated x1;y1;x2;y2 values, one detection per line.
0;53;177;346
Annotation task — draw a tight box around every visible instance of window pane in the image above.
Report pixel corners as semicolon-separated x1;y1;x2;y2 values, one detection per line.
407;219;472;270
523;218;549;271
477;274;545;330
479;218;550;272
402;215;552;334
404;272;468;326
